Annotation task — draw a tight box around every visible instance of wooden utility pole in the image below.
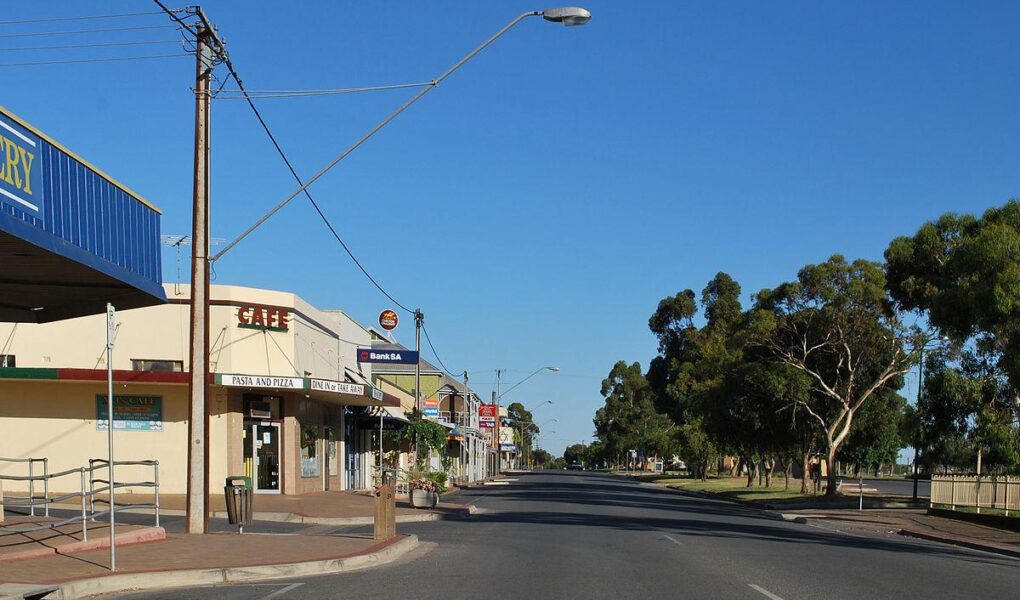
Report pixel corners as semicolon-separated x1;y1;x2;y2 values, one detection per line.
185;22;214;535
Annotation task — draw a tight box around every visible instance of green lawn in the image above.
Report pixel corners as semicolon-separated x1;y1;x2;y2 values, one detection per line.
659;476;815;504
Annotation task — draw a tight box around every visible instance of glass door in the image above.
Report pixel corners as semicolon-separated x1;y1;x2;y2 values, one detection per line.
252;422;281;494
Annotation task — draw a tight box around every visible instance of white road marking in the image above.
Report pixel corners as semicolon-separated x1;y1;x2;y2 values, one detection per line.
748;584;785;600
660;534;682;545
258;583;305;600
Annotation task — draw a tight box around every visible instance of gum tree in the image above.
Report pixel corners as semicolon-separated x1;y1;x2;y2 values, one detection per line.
752;255;920;496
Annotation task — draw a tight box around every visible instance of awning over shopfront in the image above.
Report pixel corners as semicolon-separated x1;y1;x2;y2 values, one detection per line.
0;105;165;322
215;373;400;407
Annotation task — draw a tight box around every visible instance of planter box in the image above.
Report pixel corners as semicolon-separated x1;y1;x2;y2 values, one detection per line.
410;488;439;508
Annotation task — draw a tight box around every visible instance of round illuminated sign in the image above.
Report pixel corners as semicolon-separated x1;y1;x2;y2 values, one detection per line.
379;309;399;331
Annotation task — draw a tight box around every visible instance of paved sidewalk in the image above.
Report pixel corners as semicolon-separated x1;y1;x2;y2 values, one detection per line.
0;531;419;599
782;507;1020;558
0;516;163;563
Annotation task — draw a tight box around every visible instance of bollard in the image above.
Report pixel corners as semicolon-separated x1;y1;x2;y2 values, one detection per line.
0;477;4;523
374;482;396;540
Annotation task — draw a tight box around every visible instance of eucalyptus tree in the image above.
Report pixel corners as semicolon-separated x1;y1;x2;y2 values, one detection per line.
752;255;921;496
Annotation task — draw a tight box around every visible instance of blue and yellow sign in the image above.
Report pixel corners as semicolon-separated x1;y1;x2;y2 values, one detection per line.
0;112;43;222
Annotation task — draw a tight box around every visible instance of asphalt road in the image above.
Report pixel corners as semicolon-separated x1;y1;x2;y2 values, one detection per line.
837;476;931;498
116;471;1018;600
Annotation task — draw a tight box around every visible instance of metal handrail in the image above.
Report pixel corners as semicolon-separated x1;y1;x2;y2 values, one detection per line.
89;459;160;528
0;457;48;516
1;458;160;540
371;465;411;495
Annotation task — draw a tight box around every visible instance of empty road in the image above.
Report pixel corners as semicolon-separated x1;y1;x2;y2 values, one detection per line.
117;471;1018;600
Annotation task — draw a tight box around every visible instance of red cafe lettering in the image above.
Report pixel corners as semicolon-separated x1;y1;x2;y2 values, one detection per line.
237;304;289;332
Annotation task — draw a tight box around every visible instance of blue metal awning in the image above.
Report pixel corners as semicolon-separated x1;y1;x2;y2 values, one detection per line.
0;105;165;322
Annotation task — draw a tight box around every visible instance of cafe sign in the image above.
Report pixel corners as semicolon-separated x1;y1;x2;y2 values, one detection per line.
237;304;290;332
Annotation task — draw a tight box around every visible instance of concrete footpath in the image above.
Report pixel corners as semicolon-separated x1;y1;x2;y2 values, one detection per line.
623;473;1020;560
0;531;419;600
777;507;1020;559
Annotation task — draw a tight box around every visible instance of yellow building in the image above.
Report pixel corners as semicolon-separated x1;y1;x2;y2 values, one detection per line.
0;284;404;496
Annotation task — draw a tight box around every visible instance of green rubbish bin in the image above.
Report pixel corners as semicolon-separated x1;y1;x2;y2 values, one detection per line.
224;476;253;533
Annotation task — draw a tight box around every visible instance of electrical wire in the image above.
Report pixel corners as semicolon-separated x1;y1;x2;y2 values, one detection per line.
0;53;189;67
0;12;169;25
0;25;177;39
0;39;182;52
422;323;461;377
213;81;435;100
217;61;415;314
151;0;198;37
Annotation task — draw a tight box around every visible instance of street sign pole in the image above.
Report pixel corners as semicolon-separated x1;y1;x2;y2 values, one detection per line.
106;303;116;571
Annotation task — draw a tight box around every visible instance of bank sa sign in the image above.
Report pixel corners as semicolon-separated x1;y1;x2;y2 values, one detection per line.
0;113;43;222
357;348;419;364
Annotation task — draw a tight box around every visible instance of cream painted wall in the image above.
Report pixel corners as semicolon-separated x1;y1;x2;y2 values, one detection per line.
0;381;191;494
0;284;367;381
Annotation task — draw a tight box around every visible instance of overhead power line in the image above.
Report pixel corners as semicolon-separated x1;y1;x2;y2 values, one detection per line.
422;323;461;377
0;24;177;39
0;53;188;68
216;61;415;315
0;39;181;52
0;11;170;25
213;81;435;100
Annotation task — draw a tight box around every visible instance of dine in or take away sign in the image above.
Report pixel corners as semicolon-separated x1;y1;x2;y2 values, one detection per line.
237;304;290;332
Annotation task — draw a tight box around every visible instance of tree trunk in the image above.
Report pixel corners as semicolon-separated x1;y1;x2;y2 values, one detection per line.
764;457;774;488
784;458;793;490
746;459;756;487
800;449;810;494
825;445;839;497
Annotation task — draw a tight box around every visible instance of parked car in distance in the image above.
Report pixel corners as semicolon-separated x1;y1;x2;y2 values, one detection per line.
567;463;584;471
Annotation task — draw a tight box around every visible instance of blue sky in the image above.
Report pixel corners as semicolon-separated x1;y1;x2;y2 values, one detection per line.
3;1;1019;458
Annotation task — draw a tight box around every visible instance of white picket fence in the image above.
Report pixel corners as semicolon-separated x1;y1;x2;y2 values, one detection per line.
930;475;1020;515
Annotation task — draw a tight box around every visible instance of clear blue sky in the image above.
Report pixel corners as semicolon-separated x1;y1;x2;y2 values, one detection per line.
3;1;1019;458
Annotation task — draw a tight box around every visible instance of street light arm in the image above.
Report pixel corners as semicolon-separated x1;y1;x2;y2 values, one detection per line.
497;366;557;401
213;11;542;262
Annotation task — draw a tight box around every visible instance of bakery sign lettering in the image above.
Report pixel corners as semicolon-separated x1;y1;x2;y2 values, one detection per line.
237;304;290;332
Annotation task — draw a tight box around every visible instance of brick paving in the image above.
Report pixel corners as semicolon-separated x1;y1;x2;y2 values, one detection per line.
0;531;403;584
0;516;161;562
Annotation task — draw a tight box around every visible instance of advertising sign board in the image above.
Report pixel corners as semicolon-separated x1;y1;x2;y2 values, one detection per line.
96;395;162;432
424;398;440;418
478;403;497;427
357;348;419;364
0;113;44;223
379;309;399;331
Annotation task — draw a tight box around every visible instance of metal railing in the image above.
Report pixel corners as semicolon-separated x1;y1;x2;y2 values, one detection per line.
89;459;161;528
0;464;91;540
931;475;1020;515
371;465;410;495
0;458;160;543
0;457;49;516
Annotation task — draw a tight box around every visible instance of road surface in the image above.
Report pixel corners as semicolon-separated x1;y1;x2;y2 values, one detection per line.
117;471;1016;600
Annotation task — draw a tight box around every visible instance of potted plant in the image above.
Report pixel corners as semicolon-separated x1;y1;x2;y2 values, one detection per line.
409;470;448;508
409;475;439;508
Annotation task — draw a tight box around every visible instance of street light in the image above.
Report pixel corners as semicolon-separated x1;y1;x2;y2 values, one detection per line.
496;367;559;402
195;7;590;522
543;7;592;26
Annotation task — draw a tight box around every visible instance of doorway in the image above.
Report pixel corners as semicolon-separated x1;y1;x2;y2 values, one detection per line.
252;422;281;493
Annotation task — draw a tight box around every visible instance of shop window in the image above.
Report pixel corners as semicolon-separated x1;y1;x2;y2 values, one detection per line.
0;354;14;368
301;425;320;477
131;359;183;372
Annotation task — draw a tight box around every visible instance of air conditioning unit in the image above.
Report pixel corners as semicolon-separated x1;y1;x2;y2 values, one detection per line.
249;401;272;419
